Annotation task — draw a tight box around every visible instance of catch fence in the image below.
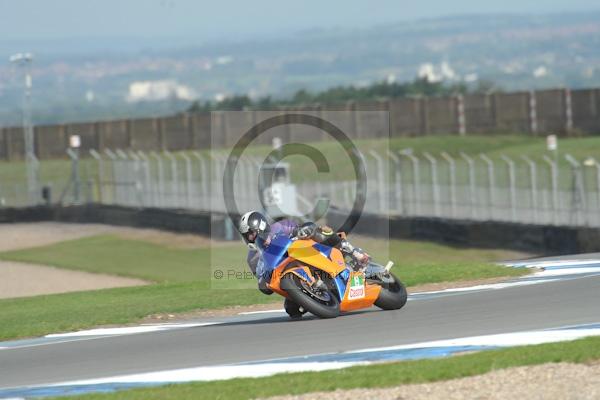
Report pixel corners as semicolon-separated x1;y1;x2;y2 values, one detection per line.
2;148;598;227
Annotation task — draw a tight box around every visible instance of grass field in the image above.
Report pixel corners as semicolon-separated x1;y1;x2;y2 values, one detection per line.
49;335;600;400
0;234;529;340
3;134;600;186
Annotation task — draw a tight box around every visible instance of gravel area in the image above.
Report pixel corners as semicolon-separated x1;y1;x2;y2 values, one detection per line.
0;261;148;299
0;222;170;299
263;362;600;400
0;222;217;251
0;222;532;303
0;222;117;252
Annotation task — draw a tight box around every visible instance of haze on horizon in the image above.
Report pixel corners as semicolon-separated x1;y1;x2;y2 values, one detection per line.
1;0;599;54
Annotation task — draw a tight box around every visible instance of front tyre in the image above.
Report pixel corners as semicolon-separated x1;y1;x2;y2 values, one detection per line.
280;274;340;319
374;273;407;310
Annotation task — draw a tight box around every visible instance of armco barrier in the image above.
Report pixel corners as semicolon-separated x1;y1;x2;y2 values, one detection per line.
326;209;597;255
0;205;212;236
1;205;600;254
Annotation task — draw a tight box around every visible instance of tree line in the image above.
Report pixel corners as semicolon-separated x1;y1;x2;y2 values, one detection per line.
187;77;496;112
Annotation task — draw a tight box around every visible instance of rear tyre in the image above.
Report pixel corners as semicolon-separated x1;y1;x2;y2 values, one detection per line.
374;273;407;310
280;274;340;319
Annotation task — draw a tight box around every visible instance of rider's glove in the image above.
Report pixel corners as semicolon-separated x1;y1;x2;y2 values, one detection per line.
295;222;317;239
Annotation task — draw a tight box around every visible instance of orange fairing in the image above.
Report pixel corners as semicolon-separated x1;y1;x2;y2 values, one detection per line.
286;240;347;277
340;271;381;312
267;238;381;312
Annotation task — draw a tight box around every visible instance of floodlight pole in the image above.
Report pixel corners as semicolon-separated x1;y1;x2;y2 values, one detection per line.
10;53;38;204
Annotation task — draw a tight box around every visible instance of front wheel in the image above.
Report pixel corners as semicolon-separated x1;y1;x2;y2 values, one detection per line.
374;273;407;310
280;274;340;319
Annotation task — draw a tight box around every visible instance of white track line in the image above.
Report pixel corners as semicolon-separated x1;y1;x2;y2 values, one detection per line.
50;361;364;386
505;259;600;268
36;324;600;388
238;309;286;315
352;327;600;353
411;278;558;296
45;322;217;338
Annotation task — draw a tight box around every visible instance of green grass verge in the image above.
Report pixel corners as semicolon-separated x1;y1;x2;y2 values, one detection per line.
0;234;527;286
0;235;528;340
50;335;600;400
0;235;220;283
0;283;275;341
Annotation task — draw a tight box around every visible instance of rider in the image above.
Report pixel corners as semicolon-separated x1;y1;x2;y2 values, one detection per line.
238;211;370;296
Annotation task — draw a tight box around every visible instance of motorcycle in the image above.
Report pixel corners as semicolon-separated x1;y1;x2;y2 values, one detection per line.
259;232;407;319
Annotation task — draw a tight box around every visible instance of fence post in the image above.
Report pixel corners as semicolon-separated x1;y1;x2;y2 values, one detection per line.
460;152;477;219
210;152;230;212
180;153;193;209
456;94;466;136
116;149;133;206
150;151;165;208
542;155;559;225
479;154;495;220
387;150;404;215
369;150;386;213
500;155;517;221
521;155;538;224
565;154;585;226
589;157;600;226
192;152;209;210
400;150;420;215
89;149;104;203
564;88;574;135
441;152;457;218
252;157;264;211
104;149;118;204
423;152;440;216
529;90;538;135
420;97;429;135
234;156;248;212
66;148;81;204
164;151;179;208
136;151;153;207
128;151;144;207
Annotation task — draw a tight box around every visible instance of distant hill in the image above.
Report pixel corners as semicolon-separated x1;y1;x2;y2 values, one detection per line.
1;11;599;125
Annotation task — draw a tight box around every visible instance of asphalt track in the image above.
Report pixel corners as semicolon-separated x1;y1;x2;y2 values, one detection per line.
1;258;600;392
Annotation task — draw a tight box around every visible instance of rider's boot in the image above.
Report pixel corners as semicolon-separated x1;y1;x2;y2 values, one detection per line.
258;277;273;295
284;298;305;320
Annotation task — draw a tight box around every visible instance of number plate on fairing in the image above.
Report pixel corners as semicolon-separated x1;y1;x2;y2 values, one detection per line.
347;272;366;300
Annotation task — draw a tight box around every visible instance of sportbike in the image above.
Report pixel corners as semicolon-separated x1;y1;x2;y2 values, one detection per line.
260;233;407;319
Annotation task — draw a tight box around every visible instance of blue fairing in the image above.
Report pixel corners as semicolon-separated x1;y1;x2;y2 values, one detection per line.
334;276;347;301
313;243;349;300
312;243;332;259
292;268;314;284
334;268;351;300
259;236;350;300
261;235;293;270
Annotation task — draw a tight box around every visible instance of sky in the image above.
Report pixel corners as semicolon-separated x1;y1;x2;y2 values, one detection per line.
1;0;598;44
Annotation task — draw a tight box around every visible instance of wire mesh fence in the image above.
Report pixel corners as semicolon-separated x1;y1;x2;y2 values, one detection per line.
2;147;600;228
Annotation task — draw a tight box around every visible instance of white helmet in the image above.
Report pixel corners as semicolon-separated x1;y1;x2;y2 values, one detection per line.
239;211;270;246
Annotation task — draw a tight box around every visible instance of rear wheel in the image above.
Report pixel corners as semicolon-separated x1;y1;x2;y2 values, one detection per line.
374;273;407;310
280;274;340;319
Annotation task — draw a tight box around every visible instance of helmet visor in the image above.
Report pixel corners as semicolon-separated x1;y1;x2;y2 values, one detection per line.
242;229;258;244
